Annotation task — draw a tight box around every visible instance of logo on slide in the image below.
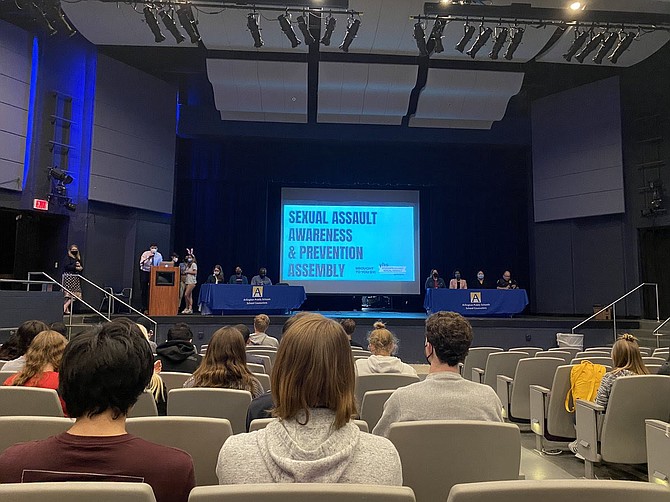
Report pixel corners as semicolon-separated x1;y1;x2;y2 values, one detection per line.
378;263;407;275
470;292;482;304
252;286;264;298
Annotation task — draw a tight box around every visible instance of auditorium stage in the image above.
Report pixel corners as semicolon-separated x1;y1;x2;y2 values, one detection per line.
149;311;638;365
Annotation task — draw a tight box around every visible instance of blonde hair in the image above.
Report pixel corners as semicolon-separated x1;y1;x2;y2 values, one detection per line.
147;373;166;403
367;321;397;356
11;330;67;386
136;323;150;341
611;333;649;375
271;313;356;429
254;314;270;333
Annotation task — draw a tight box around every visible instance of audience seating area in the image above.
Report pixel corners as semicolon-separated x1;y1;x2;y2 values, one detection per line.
187;484;416;502
0;482;158;502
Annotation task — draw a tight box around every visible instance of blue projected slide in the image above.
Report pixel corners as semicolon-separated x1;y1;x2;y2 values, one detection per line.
280;188;421;295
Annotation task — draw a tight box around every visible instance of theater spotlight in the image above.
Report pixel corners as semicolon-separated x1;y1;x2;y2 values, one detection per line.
159;10;185;43
48;167;73;185
247;13;263;48
562;29;588;61
466;25;492;58
320;15;336;45
503;26;524;60
64;199;77;212
278;13;301;48
414;21;428;56
27;2;57;36
339;17;360;52
574;31;604;63
177;4;201;44
455;23;475;53
44;2;76;37
143;6;166;43
297;14;316;45
608;31;636;64
488;27;508;59
426;18;446;55
592;31;618;64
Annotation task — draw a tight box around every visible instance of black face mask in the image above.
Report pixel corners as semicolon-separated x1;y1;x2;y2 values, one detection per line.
425;341;433;364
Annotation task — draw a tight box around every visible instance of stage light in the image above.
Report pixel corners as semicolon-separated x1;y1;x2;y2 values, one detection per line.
503;26;524;60
574;31;604;63
320;15;336;45
414;21;428;56
177;4;201;44
426;18;446;55
159;10;185;43
592;31;617;64
562;29;588;61
297;14;316;45
466;26;492;58
569;2;583;10
143;6;166;43
339;17;360;52
455;23;475;53
278;13;301;48
247;13;263;48
55;184;66;196
64;199;77;212
488;27;508;59
48;167;73;185
44;2;76;37
26;2;57;36
608;31;636;64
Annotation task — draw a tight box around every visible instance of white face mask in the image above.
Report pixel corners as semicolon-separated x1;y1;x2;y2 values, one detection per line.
477;274;484;280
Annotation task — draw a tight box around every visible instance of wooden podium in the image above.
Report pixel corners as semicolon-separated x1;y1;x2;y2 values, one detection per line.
149;265;180;316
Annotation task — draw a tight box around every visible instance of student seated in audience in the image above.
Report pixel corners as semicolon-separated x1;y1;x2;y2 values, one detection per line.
356;321;417;376
184;326;264;398
155;322;202;373
217;313;402;485
247;314;279;347
372;311;503;437
3;330;68;414
0;320;195;502
1;320;49;372
341;318;364;348
49;321;68;337
658;351;670;376
234;324;267;368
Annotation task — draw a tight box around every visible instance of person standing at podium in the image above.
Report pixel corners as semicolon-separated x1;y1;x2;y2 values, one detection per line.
425;269;446;289
448;270;468;290
139;244;163;313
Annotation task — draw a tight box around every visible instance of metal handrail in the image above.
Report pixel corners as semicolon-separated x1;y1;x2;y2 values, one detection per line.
653;316;670;337
74;274;157;335
571;283;660;342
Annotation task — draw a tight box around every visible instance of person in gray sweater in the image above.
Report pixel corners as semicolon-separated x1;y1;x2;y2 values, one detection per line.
216;313;402;485
373;311;503;438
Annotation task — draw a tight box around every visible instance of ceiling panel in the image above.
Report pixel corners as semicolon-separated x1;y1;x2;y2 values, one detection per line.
318;62;417;125
206;59;308;122
410;68;524;129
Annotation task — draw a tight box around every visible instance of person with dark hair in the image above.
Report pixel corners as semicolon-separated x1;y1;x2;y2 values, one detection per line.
229;266;248;285
425;269;446;289
49;321;68;337
496;270;518;290
372;311;502;437
251;267;272;286
448;270;468;289
155;322;202;373
62;244;83;314
206;265;225;284
473;270;489;289
139;243;163;313
340;318;363;348
2;320;50;372
0;320;195;502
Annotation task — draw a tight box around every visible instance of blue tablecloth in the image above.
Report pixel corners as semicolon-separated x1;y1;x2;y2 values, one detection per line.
424;288;528;316
198;284;306;315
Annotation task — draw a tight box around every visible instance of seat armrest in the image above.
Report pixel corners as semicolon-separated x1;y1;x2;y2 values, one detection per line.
472;367;484;383
496;375;514;419
529;385;550;436
575;399;604;463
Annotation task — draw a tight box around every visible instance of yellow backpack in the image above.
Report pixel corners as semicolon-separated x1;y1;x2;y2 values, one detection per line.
564;360;607;412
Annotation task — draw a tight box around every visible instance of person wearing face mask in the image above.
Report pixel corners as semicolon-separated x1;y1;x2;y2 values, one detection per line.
496;270;518;290
425;269;446;289
229;266;248;285
251;267;272;286
448;270;468;290
372;311;503;438
474;270;489;289
139;244;163;313
62;245;84;314
181;253;198;314
206;265;225;284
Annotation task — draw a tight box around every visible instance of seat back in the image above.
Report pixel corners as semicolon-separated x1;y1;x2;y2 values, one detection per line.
250;355;272;374
600;375;670;463
544;365;577;439
0;416;72;454
354;374;419;405
638;347;652;356
508;347;542;357
549;347;579;359
643;357;666;365
446;479;670;502
535;351;571;363
126;416;232;486
585;347;612;352
360;389;395;431
245;349;276;368
509;358;564;420
160;372;192;390
352;349;372;357
127;391;158;418
645;419;670;485
575;351;609;358
0;387;64;417
188;484;416;502
0;361;7;370
0;482;157;502
248;418;369;433
571;357;613;366
482;352;528;388
168;388;252;434
462;347;503;382
247;363;265;374
388;420;520;502
253;373;271;392
0;370;17;383
652;348;668;358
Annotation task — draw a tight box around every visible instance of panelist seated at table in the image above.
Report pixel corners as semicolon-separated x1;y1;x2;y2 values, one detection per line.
496;270;519;290
473;270;491;289
448;270;468;290
425;269;447;289
251;267;272;286
229;266;248;285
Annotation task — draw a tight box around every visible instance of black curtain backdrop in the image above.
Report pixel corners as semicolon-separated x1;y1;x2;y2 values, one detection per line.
174;137;531;312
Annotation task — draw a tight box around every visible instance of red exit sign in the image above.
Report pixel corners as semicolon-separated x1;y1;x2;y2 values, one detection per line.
33;198;49;211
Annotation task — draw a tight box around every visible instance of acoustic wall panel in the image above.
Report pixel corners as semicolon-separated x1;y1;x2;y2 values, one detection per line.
89;54;176;214
0;20;32;192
